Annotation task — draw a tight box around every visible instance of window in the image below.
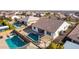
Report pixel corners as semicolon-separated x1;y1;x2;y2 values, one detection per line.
47;31;51;35
38;28;44;34
33;27;36;29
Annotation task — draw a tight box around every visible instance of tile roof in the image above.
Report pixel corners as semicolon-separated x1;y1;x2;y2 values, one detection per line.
32;16;64;32
68;24;79;42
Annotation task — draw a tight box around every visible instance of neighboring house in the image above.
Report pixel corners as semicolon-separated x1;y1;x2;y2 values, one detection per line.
68;14;79;21
32;17;71;40
11;15;20;20
57;12;66;19
19;16;28;25
20;16;39;26
67;24;79;43
64;41;79;49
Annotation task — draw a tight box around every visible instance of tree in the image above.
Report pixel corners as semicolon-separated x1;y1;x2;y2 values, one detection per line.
45;12;51;16
47;42;64;49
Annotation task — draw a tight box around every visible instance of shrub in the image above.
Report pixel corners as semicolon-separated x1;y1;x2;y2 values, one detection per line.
0;20;15;30
47;42;64;49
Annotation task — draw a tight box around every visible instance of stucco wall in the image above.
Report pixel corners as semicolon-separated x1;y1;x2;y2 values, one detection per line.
53;21;71;39
32;21;71;40
32;26;52;36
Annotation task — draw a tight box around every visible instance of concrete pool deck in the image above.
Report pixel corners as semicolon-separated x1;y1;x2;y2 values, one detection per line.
0;27;52;49
38;35;52;48
16;27;28;36
0;30;13;49
0;29;29;49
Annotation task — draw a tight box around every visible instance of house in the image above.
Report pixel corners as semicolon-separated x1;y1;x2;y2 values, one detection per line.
32;16;71;40
67;24;79;43
68;13;79;22
20;16;39;26
75;12;79;17
11;15;21;20
64;41;79;49
57;12;66;19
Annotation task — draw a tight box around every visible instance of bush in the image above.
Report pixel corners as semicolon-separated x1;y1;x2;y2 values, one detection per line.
8;24;15;29
47;42;64;49
0;20;15;30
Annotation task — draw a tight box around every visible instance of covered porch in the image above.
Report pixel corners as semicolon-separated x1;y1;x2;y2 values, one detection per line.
32;26;53;37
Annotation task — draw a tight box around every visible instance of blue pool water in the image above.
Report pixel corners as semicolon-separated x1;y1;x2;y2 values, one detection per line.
6;35;28;49
28;33;39;42
13;22;21;28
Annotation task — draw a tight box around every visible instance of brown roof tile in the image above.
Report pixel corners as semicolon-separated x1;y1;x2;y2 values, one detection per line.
32;16;64;32
68;24;79;42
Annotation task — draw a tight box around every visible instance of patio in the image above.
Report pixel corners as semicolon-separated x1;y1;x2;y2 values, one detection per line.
0;30;13;49
23;27;35;33
38;35;52;48
23;27;44;37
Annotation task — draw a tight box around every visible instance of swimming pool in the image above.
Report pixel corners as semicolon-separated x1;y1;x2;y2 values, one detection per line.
27;33;39;42
13;22;21;28
6;35;28;49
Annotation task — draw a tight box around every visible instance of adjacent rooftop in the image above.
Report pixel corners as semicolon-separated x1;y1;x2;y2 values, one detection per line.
68;24;79;43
